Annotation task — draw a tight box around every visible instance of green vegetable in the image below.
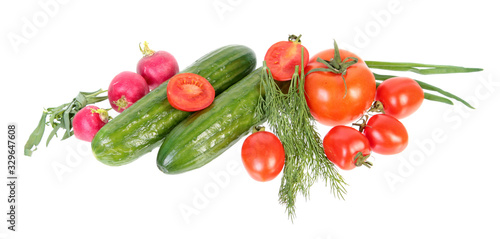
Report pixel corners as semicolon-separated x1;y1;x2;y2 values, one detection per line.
92;45;256;166
157;68;263;174
365;61;483;75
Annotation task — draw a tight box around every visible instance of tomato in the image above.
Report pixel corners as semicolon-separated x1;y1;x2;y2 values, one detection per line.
304;47;376;126
375;77;424;119
167;73;215;112
323;125;372;170
241;129;285;182
363;114;408;155
310;48;365;64
264;35;309;81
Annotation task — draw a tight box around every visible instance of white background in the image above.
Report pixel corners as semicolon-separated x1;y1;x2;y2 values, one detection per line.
1;0;499;238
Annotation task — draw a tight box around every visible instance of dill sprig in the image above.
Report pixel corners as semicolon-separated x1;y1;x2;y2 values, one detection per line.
257;49;347;221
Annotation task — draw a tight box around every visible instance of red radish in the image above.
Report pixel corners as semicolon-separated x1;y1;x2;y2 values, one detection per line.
73;105;109;142
137;41;179;90
108;71;149;113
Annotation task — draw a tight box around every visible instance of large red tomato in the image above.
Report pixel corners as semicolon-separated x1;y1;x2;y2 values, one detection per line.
304;48;376;126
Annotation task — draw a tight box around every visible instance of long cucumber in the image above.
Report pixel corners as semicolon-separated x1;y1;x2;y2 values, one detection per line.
157;68;263;174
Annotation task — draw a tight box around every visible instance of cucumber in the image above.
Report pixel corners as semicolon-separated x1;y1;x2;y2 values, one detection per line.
91;45;256;166
157;68;263;174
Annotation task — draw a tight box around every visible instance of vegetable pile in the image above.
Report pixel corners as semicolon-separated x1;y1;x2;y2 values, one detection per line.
25;36;482;221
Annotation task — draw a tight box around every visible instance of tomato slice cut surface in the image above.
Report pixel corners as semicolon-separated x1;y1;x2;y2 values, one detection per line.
264;41;309;81
167;73;215;112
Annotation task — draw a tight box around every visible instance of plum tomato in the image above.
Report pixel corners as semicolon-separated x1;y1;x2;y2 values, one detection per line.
305;45;376;126
167;73;215;112
108;71;149;113
241;128;285;182
323;125;372;170
363;114;408;155
375;77;424;119
73;105;108;142
264;34;309;81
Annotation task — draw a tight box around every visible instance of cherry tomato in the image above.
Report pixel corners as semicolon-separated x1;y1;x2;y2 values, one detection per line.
241;129;285;182
375;77;424;119
323;125;371;170
305;48;376;126
167;73;215;112
363;114;408;155
264;35;309;81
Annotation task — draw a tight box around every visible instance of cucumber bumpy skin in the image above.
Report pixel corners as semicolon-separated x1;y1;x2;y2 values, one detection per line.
157;68;263;174
91;45;256;166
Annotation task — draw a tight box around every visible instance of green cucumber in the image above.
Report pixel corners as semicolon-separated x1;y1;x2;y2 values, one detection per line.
157;68;263;174
91;45;256;166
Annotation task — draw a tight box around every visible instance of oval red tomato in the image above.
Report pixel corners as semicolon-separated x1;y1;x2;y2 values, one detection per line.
264;35;309;81
376;77;424;119
305;49;376;126
363;114;408;155
323;125;371;170
167;73;215;112
241;130;285;182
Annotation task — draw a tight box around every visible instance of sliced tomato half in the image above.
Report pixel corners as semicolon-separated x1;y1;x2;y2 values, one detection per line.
167;73;215;112
264;35;309;81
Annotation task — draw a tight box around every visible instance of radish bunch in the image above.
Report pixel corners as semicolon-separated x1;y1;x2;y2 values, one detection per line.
72;42;179;142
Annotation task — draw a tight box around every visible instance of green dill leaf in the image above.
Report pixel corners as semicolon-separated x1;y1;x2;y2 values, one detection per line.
258;48;346;221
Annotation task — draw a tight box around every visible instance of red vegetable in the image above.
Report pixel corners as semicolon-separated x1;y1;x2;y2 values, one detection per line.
241;128;285;182
137;42;179;90
310;48;365;64
305;43;376;126
108;71;149;113
167;73;215;112
264;34;309;81
73;106;108;142
323;125;372;170
363;114;408;155
375;77;424;119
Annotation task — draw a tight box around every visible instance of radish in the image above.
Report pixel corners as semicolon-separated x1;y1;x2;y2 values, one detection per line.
73;105;109;142
137;41;179;90
108;71;149;113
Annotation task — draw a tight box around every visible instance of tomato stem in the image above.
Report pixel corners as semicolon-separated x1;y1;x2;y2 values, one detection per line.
354;152;372;168
306;40;358;98
252;125;266;133
367;101;385;114
288;34;302;43
352;115;369;132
